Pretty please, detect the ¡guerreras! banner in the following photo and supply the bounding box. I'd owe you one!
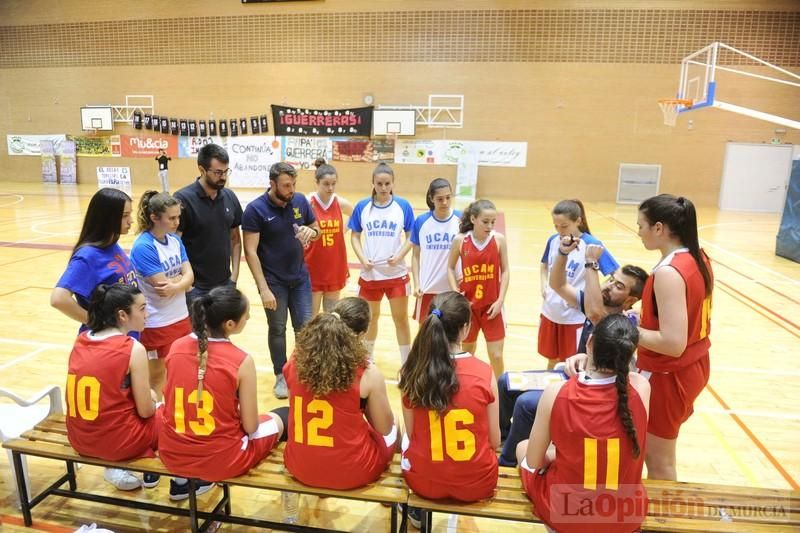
[272,105,373,137]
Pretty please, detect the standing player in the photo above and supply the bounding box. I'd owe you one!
[635,194,713,481]
[349,162,415,362]
[159,286,285,499]
[306,158,353,316]
[539,199,618,369]
[400,178,461,322]
[399,292,499,526]
[51,188,139,333]
[447,199,510,378]
[283,300,397,490]
[65,283,159,491]
[516,314,650,533]
[130,191,193,399]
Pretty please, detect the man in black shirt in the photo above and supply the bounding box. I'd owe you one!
[155,149,172,192]
[174,144,243,304]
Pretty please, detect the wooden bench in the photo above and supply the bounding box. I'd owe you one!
[3,414,408,533]
[407,465,800,532]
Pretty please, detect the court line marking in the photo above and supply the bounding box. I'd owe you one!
[697,407,800,422]
[0,347,49,372]
[0,194,24,207]
[699,412,760,487]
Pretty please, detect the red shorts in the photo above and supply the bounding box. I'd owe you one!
[537,315,583,361]
[358,275,411,301]
[642,353,710,439]
[464,305,506,343]
[413,293,437,322]
[311,281,347,293]
[140,317,192,359]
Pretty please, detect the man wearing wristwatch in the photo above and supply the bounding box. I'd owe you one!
[242,161,320,399]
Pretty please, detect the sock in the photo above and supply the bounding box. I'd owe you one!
[322,296,338,313]
[270,406,290,442]
[399,344,411,364]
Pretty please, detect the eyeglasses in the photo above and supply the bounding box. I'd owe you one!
[206,168,232,178]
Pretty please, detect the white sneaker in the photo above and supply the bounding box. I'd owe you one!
[103,467,142,491]
[273,374,288,399]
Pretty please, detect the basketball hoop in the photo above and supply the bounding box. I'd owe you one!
[658,99,693,126]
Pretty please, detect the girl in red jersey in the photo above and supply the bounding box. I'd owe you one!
[447,199,510,378]
[635,194,714,481]
[306,159,353,316]
[399,291,500,526]
[516,314,651,533]
[159,286,285,499]
[65,283,159,491]
[283,296,397,490]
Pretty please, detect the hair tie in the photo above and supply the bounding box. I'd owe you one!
[331,312,341,319]
[431,308,443,319]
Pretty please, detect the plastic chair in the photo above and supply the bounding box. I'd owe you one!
[0,385,63,507]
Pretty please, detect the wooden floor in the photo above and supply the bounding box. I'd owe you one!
[1,181,798,532]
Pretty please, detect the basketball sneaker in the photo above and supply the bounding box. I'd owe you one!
[169,478,215,501]
[103,468,141,491]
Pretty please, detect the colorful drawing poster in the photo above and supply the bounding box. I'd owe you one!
[74,135,113,157]
[60,141,77,184]
[40,141,57,183]
[394,140,440,164]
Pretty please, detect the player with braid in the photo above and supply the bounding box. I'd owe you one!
[516,314,651,533]
[159,286,285,500]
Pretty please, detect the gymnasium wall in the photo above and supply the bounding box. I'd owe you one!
[1,0,798,204]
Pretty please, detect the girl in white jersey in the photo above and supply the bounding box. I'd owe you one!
[130,191,194,398]
[348,162,415,363]
[538,199,619,369]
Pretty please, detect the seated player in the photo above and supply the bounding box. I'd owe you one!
[516,314,651,533]
[159,286,285,500]
[283,296,397,490]
[65,283,159,491]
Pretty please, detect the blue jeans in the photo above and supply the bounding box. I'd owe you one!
[185,278,236,308]
[264,275,312,376]
[498,372,543,466]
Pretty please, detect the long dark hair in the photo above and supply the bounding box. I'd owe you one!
[314,158,337,182]
[136,190,180,233]
[639,194,712,297]
[459,199,495,233]
[371,162,394,204]
[425,178,452,211]
[331,297,370,335]
[590,313,642,458]
[87,283,141,332]
[190,286,249,397]
[399,291,471,413]
[73,188,131,253]
[552,199,591,234]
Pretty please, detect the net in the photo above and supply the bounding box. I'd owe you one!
[658,99,693,126]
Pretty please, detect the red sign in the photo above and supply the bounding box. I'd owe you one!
[120,134,178,158]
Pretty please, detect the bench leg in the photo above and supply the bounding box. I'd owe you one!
[188,478,199,533]
[11,451,32,526]
[66,460,77,491]
[390,503,397,533]
[398,503,408,533]
[425,509,433,532]
[223,483,231,515]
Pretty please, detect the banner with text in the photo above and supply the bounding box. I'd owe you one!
[227,136,281,188]
[120,134,178,158]
[73,135,120,158]
[96,166,132,192]
[40,141,58,183]
[60,141,77,184]
[178,136,225,159]
[331,138,395,163]
[272,105,372,137]
[394,140,527,167]
[7,134,68,156]
[282,137,333,170]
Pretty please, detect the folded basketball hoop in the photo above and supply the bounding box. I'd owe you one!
[658,99,693,126]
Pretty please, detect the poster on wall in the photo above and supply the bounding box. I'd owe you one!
[282,137,332,170]
[120,134,177,158]
[393,139,527,167]
[227,136,281,188]
[471,141,527,168]
[178,136,225,158]
[40,141,58,183]
[60,141,77,184]
[394,139,440,165]
[455,145,478,202]
[7,134,67,156]
[96,166,132,192]
[272,105,373,137]
[74,135,114,157]
[330,138,395,163]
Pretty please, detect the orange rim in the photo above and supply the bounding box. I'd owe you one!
[658,98,693,108]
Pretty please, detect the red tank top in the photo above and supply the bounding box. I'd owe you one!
[528,375,648,533]
[66,332,156,461]
[638,250,713,372]
[459,232,501,307]
[401,354,498,501]
[305,194,349,288]
[283,358,392,489]
[159,335,250,480]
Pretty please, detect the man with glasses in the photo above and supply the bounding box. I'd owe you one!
[174,143,243,304]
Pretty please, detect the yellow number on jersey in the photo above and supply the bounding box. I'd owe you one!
[428,409,476,462]
[173,387,216,436]
[475,284,484,300]
[292,396,334,447]
[322,233,334,247]
[699,295,712,339]
[583,437,620,490]
[66,374,101,421]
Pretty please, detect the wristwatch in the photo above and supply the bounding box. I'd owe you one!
[584,261,600,271]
